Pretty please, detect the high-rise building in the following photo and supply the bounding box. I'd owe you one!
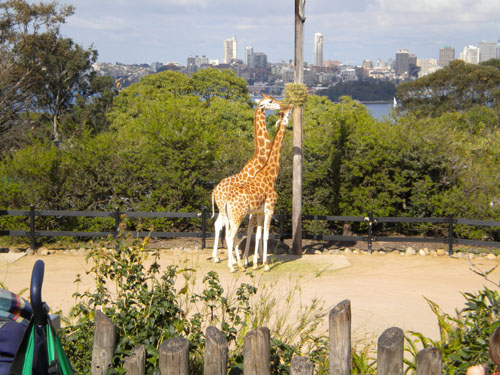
[461,45,479,64]
[245,46,255,68]
[254,52,268,69]
[439,46,455,67]
[478,41,499,63]
[314,33,324,67]
[417,58,439,77]
[395,49,410,77]
[224,36,237,64]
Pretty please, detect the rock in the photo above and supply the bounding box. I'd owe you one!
[38,247,50,256]
[344,248,352,254]
[486,253,496,260]
[8,248,22,253]
[26,248,35,256]
[405,247,416,256]
[436,249,446,256]
[314,250,322,255]
[418,249,428,256]
[391,250,400,255]
[429,250,437,256]
[329,249,341,254]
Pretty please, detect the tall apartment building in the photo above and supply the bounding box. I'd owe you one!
[461,45,479,64]
[314,33,324,67]
[395,49,410,77]
[417,58,439,77]
[245,46,254,67]
[439,46,455,67]
[254,52,268,69]
[224,36,237,64]
[478,41,500,63]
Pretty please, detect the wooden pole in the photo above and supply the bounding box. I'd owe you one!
[244,327,271,375]
[377,327,404,375]
[329,300,351,375]
[416,348,442,375]
[159,337,190,375]
[290,355,314,375]
[204,326,228,375]
[91,310,116,375]
[292,0,306,255]
[124,345,146,375]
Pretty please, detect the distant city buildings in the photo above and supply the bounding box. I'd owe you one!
[224,36,237,64]
[439,46,455,67]
[478,41,500,62]
[314,33,324,67]
[91,36,500,95]
[461,45,479,64]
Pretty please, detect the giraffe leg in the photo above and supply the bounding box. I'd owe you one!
[243,215,256,268]
[253,215,264,269]
[212,214,224,263]
[263,213,272,272]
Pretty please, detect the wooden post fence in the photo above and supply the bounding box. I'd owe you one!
[90,301,448,374]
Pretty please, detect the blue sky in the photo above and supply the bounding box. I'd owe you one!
[59,0,500,66]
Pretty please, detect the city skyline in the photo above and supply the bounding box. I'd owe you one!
[60,0,500,66]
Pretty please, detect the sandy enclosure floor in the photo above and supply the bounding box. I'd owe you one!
[1,246,500,346]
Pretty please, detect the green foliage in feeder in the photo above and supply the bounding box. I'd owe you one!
[284,83,308,107]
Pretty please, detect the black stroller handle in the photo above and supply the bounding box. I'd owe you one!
[30,259,47,326]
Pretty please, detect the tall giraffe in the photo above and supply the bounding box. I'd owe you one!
[211,94,282,265]
[224,104,294,272]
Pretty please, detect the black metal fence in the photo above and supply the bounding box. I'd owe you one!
[1,205,500,254]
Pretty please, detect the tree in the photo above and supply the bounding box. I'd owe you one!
[396,59,500,117]
[317,79,396,102]
[0,0,102,150]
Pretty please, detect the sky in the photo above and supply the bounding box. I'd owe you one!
[58,0,500,66]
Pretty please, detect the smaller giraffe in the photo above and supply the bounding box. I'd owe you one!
[224,104,294,272]
[211,94,282,266]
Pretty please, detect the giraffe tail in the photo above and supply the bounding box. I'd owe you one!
[211,191,215,219]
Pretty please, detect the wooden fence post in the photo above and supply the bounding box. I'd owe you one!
[91,310,116,375]
[377,327,404,375]
[290,355,313,375]
[244,327,271,375]
[124,345,146,375]
[159,337,189,375]
[204,326,228,375]
[416,347,442,375]
[329,299,351,375]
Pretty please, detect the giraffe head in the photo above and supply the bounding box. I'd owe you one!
[275,104,294,127]
[257,93,282,112]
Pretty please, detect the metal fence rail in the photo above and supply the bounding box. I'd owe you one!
[1,205,499,254]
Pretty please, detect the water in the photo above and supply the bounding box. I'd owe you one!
[364,102,393,120]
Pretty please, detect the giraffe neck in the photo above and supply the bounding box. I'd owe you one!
[257,118,286,186]
[251,107,271,163]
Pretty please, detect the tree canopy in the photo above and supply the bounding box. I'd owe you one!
[396,59,500,117]
[316,79,396,102]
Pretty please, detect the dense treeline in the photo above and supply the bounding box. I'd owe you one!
[316,78,396,102]
[0,1,499,241]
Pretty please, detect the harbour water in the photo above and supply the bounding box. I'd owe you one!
[364,102,393,120]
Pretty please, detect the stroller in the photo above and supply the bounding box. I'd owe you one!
[0,260,73,375]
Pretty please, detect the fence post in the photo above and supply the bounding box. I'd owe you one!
[447,214,455,255]
[123,345,146,375]
[159,337,189,375]
[416,347,442,375]
[201,206,207,250]
[244,327,271,375]
[91,310,116,375]
[113,207,121,237]
[204,326,228,375]
[365,212,374,253]
[28,204,37,251]
[290,355,314,375]
[280,209,285,242]
[377,327,404,375]
[329,299,351,375]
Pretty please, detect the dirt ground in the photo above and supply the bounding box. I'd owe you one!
[1,238,500,347]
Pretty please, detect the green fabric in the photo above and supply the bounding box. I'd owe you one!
[20,325,35,375]
[46,321,73,375]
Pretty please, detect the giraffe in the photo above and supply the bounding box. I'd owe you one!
[211,94,282,265]
[224,104,294,272]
